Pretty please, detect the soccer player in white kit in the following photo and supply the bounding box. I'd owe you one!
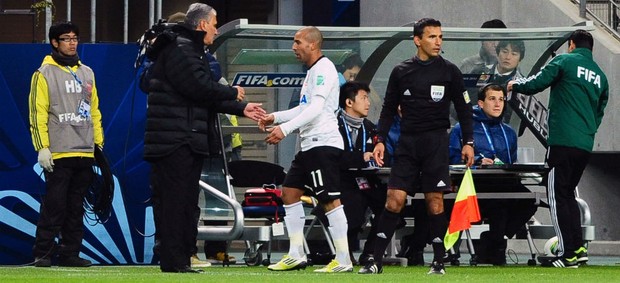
[259,26,352,273]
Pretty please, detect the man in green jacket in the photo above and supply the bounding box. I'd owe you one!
[508,29,608,268]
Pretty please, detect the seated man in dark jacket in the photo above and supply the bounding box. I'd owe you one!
[337,81,385,265]
[449,83,537,265]
[143,3,265,273]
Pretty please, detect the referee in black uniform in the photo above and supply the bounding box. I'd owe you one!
[358,18,474,275]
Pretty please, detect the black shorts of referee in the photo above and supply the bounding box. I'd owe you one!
[388,129,451,195]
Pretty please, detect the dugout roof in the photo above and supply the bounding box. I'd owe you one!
[212,19,594,150]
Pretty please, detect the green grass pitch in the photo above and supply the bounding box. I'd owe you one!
[2,264,620,283]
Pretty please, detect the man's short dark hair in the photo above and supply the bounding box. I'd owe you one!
[480,19,507,39]
[337,53,364,73]
[478,83,506,101]
[480,19,507,29]
[48,21,79,43]
[569,29,594,50]
[496,40,526,61]
[413,18,441,38]
[339,81,370,109]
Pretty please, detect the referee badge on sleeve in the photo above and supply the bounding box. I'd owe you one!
[463,90,471,104]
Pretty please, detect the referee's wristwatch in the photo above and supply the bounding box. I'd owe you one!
[464,140,474,148]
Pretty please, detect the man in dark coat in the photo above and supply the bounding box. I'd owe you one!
[143,3,264,273]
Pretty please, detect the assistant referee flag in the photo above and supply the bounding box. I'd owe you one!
[444,167,481,250]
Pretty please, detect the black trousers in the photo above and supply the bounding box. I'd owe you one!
[151,146,203,271]
[33,157,93,258]
[340,182,386,254]
[546,145,590,258]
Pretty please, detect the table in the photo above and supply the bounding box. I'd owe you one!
[371,164,548,202]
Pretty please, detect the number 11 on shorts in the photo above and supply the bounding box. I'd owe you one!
[310,169,324,187]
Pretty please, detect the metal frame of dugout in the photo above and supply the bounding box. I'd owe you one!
[194,19,596,266]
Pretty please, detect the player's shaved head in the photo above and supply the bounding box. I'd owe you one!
[299,26,323,49]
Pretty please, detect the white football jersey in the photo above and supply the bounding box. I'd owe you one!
[276,56,343,151]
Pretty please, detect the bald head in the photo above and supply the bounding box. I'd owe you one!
[298,26,323,49]
[292,26,324,67]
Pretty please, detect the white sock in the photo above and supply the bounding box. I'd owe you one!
[283,201,305,259]
[326,205,351,265]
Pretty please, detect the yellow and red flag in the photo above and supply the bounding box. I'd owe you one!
[444,167,481,250]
